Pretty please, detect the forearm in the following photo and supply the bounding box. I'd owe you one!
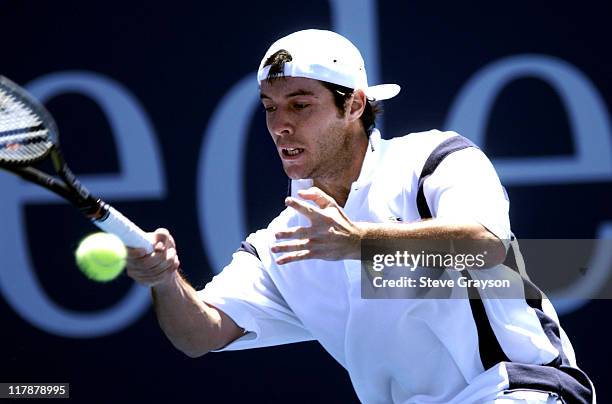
[151,272,224,357]
[357,218,506,266]
[359,218,492,239]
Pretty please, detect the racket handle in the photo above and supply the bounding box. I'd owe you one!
[93,205,154,253]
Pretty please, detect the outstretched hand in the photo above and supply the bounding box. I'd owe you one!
[126,228,180,287]
[271,187,363,265]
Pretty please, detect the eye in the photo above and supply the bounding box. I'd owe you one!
[263,105,276,113]
[294,103,309,110]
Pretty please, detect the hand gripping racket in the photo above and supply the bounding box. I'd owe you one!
[0,75,153,253]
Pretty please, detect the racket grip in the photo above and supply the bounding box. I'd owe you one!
[93,205,154,253]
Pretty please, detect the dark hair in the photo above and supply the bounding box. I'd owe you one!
[264,49,293,82]
[263,49,382,136]
[319,81,381,136]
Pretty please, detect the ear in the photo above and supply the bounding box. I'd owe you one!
[347,89,367,123]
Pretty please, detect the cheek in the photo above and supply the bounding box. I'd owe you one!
[265,117,281,144]
[265,119,273,137]
[304,109,342,134]
[265,114,274,132]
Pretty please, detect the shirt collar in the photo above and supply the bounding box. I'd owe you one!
[289,128,382,197]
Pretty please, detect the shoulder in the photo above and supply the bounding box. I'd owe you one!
[245,207,298,249]
[386,129,464,152]
[376,129,466,173]
[268,206,299,230]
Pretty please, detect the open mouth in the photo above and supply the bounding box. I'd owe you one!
[281,147,304,157]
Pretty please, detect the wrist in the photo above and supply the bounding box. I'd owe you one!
[351,222,367,259]
[151,269,180,292]
[355,222,375,239]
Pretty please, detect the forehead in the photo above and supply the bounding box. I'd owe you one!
[259,77,329,100]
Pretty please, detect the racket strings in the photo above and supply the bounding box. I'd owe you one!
[0,131,49,144]
[0,89,53,164]
[0,131,52,163]
[0,92,44,133]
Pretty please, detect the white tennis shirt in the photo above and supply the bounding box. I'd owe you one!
[198,129,582,403]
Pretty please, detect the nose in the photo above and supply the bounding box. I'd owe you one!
[267,110,293,138]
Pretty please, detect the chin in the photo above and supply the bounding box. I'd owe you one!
[285,171,305,180]
[283,165,310,180]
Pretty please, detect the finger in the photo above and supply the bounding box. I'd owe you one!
[154,248,178,273]
[160,228,176,248]
[275,226,310,240]
[126,246,179,286]
[127,247,148,259]
[127,247,176,271]
[128,248,178,278]
[153,228,174,248]
[271,239,310,253]
[144,235,165,253]
[297,187,336,208]
[276,250,312,265]
[131,261,175,283]
[285,197,320,219]
[126,251,159,270]
[135,249,176,273]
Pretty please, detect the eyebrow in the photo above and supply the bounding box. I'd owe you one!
[260,89,316,100]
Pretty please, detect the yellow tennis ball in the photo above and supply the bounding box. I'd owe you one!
[75,232,127,282]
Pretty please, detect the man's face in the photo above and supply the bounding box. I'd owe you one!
[260,77,353,181]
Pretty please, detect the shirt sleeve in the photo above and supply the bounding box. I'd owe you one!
[197,235,313,352]
[423,147,512,249]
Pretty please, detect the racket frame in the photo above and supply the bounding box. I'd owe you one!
[0,75,151,251]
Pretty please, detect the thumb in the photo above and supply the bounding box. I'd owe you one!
[298,187,337,208]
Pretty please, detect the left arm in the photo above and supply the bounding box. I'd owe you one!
[271,188,506,266]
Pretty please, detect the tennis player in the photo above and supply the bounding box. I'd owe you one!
[126,29,595,403]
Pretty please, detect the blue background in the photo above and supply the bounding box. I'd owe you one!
[1,1,610,402]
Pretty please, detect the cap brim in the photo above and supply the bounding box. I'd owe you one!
[364,84,401,101]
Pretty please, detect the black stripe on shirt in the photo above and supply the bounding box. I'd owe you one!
[416,135,478,219]
[236,241,260,260]
[505,362,593,403]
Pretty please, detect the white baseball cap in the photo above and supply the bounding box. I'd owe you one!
[257,29,400,101]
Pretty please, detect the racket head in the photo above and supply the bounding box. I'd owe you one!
[0,75,59,167]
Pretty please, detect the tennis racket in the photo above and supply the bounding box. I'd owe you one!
[0,75,153,253]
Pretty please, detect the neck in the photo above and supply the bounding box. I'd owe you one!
[313,129,369,207]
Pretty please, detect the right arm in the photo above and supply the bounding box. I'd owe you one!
[126,228,244,357]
